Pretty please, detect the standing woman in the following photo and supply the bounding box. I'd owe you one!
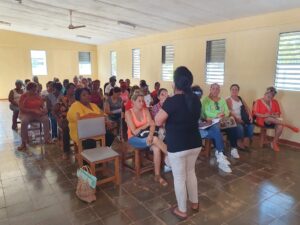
[9,80,24,130]
[155,66,202,220]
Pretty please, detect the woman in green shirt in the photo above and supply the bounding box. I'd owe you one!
[202,83,241,159]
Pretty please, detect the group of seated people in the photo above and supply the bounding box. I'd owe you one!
[8,74,299,178]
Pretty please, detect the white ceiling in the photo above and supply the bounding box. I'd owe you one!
[0,0,300,45]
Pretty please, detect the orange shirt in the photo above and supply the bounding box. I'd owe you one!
[253,98,281,126]
[19,93,44,110]
[127,109,147,139]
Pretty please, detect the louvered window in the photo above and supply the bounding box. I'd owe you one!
[275,31,300,91]
[31,50,47,76]
[111,51,117,76]
[205,39,225,85]
[161,45,174,81]
[132,49,140,79]
[79,52,91,75]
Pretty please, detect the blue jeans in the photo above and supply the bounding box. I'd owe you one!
[49,113,57,138]
[223,127,239,148]
[199,123,225,153]
[236,123,254,139]
[128,136,149,149]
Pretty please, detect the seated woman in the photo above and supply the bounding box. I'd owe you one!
[120,81,129,106]
[8,80,24,130]
[90,80,104,109]
[67,88,106,147]
[46,82,63,140]
[18,82,51,150]
[125,90,168,186]
[151,88,168,119]
[227,84,254,149]
[53,83,76,159]
[104,87,123,136]
[202,83,241,159]
[192,85,231,173]
[253,87,299,151]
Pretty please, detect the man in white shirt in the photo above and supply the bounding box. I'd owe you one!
[104,76,117,95]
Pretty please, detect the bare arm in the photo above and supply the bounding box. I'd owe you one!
[155,109,168,127]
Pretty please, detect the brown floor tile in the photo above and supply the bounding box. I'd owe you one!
[145,197,170,214]
[133,216,165,225]
[101,212,131,225]
[123,204,152,222]
[70,207,99,225]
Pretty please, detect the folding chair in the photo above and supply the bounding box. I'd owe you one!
[76,114,120,186]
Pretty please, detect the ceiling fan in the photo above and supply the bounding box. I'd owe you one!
[68,10,86,29]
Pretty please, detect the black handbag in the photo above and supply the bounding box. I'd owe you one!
[136,126,159,138]
[238,96,251,124]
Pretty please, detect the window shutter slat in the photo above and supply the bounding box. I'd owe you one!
[206,39,225,85]
[275,31,300,91]
[111,51,117,77]
[161,45,174,81]
[132,48,140,79]
[79,52,91,75]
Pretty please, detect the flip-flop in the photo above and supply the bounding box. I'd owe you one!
[170,207,188,221]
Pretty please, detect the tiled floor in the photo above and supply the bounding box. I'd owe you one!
[0,100,300,225]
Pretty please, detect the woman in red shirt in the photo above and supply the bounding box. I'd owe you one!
[253,87,299,151]
[18,82,51,150]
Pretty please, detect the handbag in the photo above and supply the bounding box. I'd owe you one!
[136,126,159,138]
[220,116,237,129]
[76,166,96,203]
[238,97,251,124]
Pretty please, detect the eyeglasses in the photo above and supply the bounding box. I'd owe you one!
[214,102,220,111]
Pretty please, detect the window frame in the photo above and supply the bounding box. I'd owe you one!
[78,51,92,75]
[110,51,117,77]
[132,48,141,79]
[205,39,226,85]
[30,50,48,76]
[161,45,174,82]
[274,31,300,92]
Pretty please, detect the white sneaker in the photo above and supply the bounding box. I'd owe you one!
[215,152,231,165]
[218,161,232,173]
[231,148,240,159]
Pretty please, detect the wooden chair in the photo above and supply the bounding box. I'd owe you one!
[121,146,154,177]
[200,139,212,158]
[76,114,120,186]
[119,120,154,177]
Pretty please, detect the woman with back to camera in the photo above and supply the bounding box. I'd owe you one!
[155,66,202,220]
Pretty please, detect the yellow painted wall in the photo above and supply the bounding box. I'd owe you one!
[97,8,300,143]
[0,30,98,99]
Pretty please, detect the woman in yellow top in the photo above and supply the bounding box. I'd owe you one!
[67,88,105,145]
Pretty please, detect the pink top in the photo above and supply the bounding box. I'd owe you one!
[127,108,147,138]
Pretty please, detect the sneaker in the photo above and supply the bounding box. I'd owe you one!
[215,152,230,165]
[231,148,240,159]
[218,161,232,173]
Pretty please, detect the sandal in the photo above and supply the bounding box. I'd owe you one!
[191,203,199,212]
[154,175,168,187]
[170,206,188,221]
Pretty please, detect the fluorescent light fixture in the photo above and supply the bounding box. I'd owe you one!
[117,20,136,29]
[76,35,91,39]
[0,21,11,26]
